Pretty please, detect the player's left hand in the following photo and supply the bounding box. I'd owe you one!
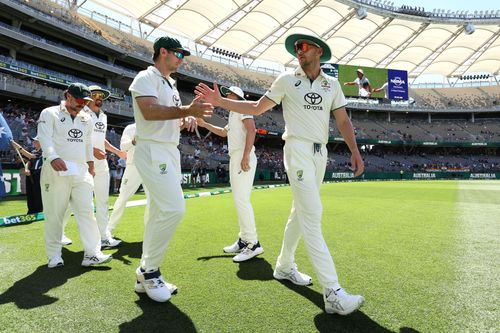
[350,151,364,177]
[240,154,251,172]
[180,116,197,132]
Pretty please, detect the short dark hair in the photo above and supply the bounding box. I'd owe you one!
[153,48,161,61]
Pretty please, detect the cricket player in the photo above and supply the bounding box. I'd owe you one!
[197,86,262,262]
[37,83,112,268]
[61,85,125,248]
[344,68,372,96]
[195,33,365,315]
[129,36,213,302]
[108,123,142,235]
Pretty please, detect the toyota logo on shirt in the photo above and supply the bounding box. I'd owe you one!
[94,121,106,133]
[67,128,84,142]
[304,93,322,105]
[303,93,323,110]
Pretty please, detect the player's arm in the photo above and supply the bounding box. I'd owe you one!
[135,96,213,120]
[10,140,36,159]
[120,126,135,151]
[343,81,356,86]
[85,120,95,176]
[37,109,67,171]
[332,107,364,176]
[196,117,227,137]
[105,139,126,160]
[195,82,276,116]
[241,118,256,172]
[37,109,58,163]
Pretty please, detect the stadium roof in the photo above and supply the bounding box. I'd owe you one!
[89,0,500,78]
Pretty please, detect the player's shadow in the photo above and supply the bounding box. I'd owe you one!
[0,248,110,309]
[236,257,274,281]
[119,296,196,333]
[106,241,143,265]
[278,281,419,333]
[196,254,234,261]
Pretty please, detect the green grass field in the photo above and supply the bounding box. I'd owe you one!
[0,180,498,333]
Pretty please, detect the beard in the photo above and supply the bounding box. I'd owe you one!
[94,100,103,108]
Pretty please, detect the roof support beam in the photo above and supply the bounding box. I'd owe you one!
[338,17,393,64]
[376,22,429,68]
[451,27,500,77]
[410,26,464,78]
[196,0,259,45]
[245,0,322,66]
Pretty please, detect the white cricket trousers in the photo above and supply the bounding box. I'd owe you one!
[134,141,185,271]
[94,159,111,239]
[108,164,142,232]
[41,162,101,258]
[276,139,340,290]
[229,149,258,243]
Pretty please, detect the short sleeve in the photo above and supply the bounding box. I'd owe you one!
[265,73,288,105]
[129,70,158,98]
[241,113,253,121]
[330,79,347,111]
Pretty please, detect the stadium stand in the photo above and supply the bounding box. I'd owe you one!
[0,0,499,186]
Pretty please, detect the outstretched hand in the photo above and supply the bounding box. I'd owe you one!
[195,82,222,106]
[180,116,198,132]
[187,95,213,118]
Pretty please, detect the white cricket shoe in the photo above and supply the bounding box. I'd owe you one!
[135,267,172,302]
[81,252,112,267]
[273,265,313,286]
[101,237,122,249]
[223,238,248,253]
[135,279,177,295]
[61,235,72,246]
[48,256,64,268]
[232,242,264,262]
[324,288,364,315]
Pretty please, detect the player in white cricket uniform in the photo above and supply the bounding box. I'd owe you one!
[129,36,213,302]
[37,83,112,268]
[108,123,143,234]
[196,33,365,315]
[344,68,371,97]
[61,86,125,248]
[197,86,262,262]
[373,82,388,99]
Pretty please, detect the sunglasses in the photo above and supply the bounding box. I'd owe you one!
[294,42,320,53]
[170,50,185,59]
[91,92,106,99]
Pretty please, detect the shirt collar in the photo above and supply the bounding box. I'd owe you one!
[149,66,176,86]
[294,66,328,81]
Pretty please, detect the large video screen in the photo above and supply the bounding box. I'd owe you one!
[321,63,408,101]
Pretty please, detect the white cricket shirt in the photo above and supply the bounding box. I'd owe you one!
[120,123,136,165]
[86,107,107,151]
[265,67,347,144]
[224,111,253,155]
[129,66,182,144]
[354,76,370,96]
[37,102,93,164]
